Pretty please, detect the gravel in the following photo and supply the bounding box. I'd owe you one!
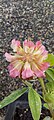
[0,117,4,120]
[0,0,54,119]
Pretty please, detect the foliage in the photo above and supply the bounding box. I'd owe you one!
[0,87,28,109]
[46,68,54,82]
[28,87,41,120]
[45,54,54,66]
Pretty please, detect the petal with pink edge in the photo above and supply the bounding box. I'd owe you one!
[34,69,45,77]
[31,62,45,77]
[7,64,20,78]
[23,40,35,53]
[23,40,34,47]
[4,52,15,62]
[35,41,42,49]
[41,62,50,71]
[7,60,23,78]
[22,68,34,79]
[11,39,21,52]
[42,50,48,59]
[7,64,14,71]
[9,69,20,78]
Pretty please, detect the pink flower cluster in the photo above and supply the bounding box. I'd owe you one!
[5,39,49,79]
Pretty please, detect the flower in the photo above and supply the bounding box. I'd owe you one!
[5,39,50,79]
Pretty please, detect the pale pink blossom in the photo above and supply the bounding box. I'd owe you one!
[11,39,21,52]
[22,62,34,79]
[5,39,50,79]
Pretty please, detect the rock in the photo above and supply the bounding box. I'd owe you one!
[0,0,54,119]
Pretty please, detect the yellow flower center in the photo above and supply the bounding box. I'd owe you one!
[23,52,33,62]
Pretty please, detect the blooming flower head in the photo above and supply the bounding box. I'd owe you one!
[5,39,49,79]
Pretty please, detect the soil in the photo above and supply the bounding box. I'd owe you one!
[0,0,54,120]
[13,107,50,120]
[3,91,51,120]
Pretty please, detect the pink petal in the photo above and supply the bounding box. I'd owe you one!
[22,68,34,79]
[34,69,45,77]
[11,39,20,46]
[23,40,34,47]
[11,39,21,52]
[7,64,13,71]
[7,64,20,78]
[34,41,48,62]
[42,50,48,59]
[7,60,23,78]
[35,41,48,56]
[35,41,41,49]
[23,40,35,53]
[9,69,20,78]
[4,52,14,62]
[39,46,48,59]
[34,45,45,55]
[38,50,48,63]
[31,62,45,77]
[39,45,45,53]
[41,62,50,71]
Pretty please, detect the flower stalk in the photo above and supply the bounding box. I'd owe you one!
[39,77,54,120]
[4,38,53,120]
[22,80,32,87]
[38,78,46,95]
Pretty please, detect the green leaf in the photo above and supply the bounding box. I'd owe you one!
[49,68,54,72]
[43,116,53,120]
[43,103,49,109]
[28,87,41,120]
[45,91,54,104]
[46,54,54,66]
[46,69,54,82]
[45,91,54,111]
[46,81,54,92]
[0,87,28,109]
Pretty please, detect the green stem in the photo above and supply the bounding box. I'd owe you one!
[47,104,54,119]
[22,80,32,87]
[39,78,54,119]
[38,78,46,94]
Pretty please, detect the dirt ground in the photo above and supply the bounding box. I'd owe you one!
[0,0,54,119]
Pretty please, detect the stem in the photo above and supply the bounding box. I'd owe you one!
[47,104,54,119]
[39,78,54,119]
[22,80,32,87]
[38,78,46,95]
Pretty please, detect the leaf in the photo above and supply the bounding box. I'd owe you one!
[46,69,54,82]
[49,68,54,72]
[28,87,41,120]
[46,54,54,66]
[44,91,54,113]
[45,91,54,104]
[43,103,49,109]
[43,116,53,120]
[46,81,54,92]
[0,87,28,109]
